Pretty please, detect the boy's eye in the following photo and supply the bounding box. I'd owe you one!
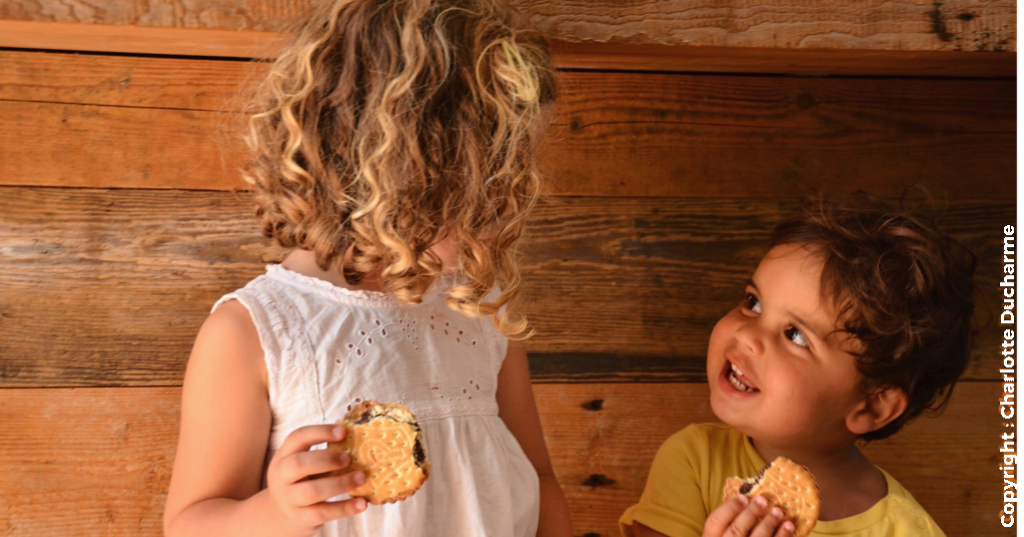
[742,294,762,314]
[785,326,809,348]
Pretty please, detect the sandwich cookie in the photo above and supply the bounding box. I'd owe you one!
[328,401,431,505]
[723,457,820,537]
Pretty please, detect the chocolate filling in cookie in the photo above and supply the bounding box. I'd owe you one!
[738,465,769,494]
[354,404,428,468]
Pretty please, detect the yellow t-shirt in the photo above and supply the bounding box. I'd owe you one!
[619,423,945,537]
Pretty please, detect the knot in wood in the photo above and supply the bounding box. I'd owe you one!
[582,474,616,488]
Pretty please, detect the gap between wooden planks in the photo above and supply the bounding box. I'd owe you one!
[0,382,1006,537]
[0,20,1015,77]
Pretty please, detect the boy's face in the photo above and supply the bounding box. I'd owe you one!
[707,243,867,450]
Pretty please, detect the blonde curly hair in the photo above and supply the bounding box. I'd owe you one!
[242,0,557,339]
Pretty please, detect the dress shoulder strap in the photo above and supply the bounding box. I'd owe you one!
[211,274,326,424]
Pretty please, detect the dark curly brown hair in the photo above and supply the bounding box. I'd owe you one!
[771,192,977,441]
[242,0,557,339]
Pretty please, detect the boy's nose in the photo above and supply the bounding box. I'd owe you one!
[733,320,765,357]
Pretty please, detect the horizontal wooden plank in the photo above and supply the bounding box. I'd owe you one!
[5,48,1013,116]
[0,0,1016,52]
[0,52,1015,198]
[4,48,1014,130]
[0,188,1011,386]
[549,41,1017,78]
[0,49,259,111]
[528,0,1017,52]
[0,387,179,537]
[0,21,1017,77]
[0,101,243,191]
[0,382,1007,536]
[540,72,1014,199]
[0,20,289,58]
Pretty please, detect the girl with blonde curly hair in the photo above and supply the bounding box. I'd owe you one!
[163,0,571,535]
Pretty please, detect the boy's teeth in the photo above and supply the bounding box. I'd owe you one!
[727,363,757,392]
[727,370,754,392]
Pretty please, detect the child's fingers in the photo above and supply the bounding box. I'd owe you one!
[748,506,786,537]
[716,495,769,537]
[297,497,369,526]
[279,449,352,484]
[772,520,796,537]
[277,425,345,458]
[703,495,749,536]
[287,470,367,507]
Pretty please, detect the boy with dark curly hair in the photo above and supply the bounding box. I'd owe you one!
[620,194,976,537]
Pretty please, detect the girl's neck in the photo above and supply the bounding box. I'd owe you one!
[280,249,386,293]
[750,438,889,521]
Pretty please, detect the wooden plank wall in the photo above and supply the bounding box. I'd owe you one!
[0,2,1016,536]
[0,0,1016,51]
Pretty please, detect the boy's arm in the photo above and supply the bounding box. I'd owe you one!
[496,340,574,537]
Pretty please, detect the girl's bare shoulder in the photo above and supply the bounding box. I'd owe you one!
[188,298,268,390]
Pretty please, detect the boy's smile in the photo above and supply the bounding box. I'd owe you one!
[707,243,867,451]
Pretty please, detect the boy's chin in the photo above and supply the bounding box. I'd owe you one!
[709,394,744,428]
[709,395,767,438]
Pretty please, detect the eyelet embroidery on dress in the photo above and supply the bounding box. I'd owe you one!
[343,315,426,363]
[426,309,478,348]
[333,305,493,414]
[428,378,484,403]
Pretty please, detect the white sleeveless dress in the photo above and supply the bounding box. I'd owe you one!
[212,264,540,537]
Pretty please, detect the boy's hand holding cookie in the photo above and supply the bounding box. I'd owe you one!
[721,457,819,537]
[702,494,795,537]
[703,457,818,537]
[264,424,369,537]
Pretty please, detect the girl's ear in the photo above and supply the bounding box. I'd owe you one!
[845,386,909,435]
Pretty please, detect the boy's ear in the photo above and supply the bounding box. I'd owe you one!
[846,386,909,435]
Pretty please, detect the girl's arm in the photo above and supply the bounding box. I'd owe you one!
[163,299,365,537]
[164,299,280,536]
[496,340,574,537]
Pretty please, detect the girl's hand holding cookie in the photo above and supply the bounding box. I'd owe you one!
[265,424,369,537]
[702,495,795,537]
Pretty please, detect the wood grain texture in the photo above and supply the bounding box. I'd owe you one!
[0,51,1015,197]
[0,187,1011,386]
[0,387,179,536]
[0,21,1016,76]
[0,49,258,111]
[541,70,1015,199]
[0,383,1008,536]
[548,40,1017,78]
[0,100,245,190]
[520,0,1017,51]
[0,0,1015,51]
[0,19,289,58]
